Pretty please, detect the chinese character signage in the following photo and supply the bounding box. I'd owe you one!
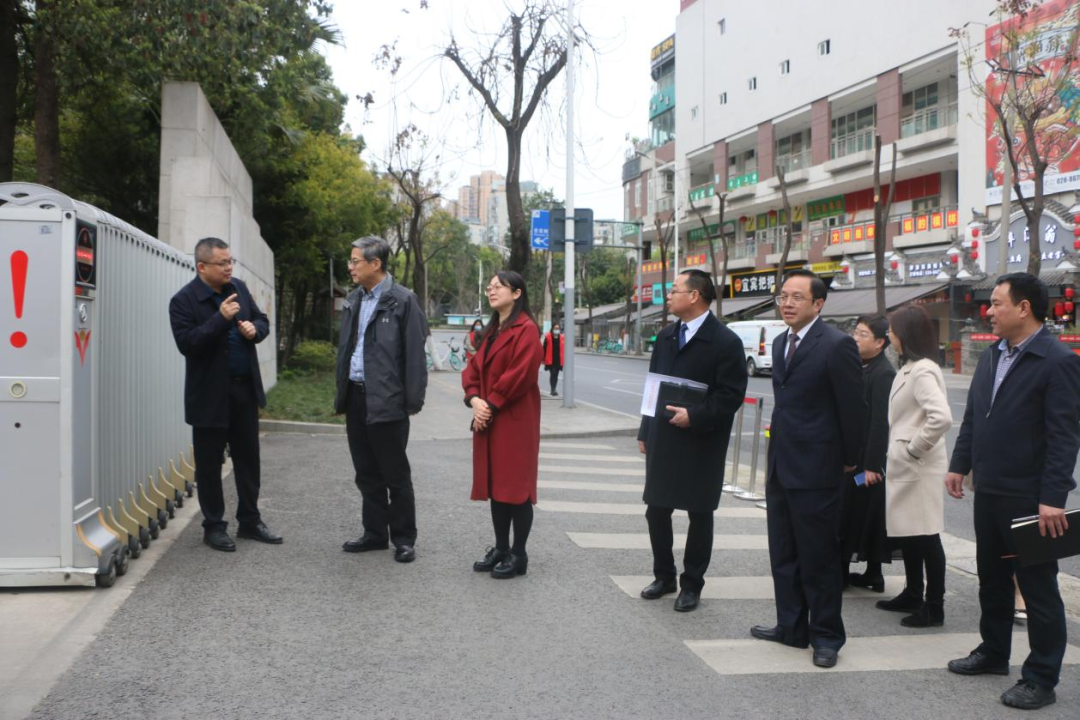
[986,214,1069,274]
[729,270,778,298]
[807,195,846,221]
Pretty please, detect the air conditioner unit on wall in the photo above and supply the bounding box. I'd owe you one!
[664,171,674,193]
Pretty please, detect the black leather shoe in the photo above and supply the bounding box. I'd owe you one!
[901,603,944,628]
[947,651,1010,676]
[1001,680,1056,710]
[674,589,700,612]
[876,589,923,613]
[473,547,509,572]
[491,552,527,578]
[813,647,838,668]
[237,522,283,544]
[394,545,416,563]
[750,625,784,643]
[640,578,678,599]
[204,530,236,552]
[342,535,389,553]
[848,573,885,593]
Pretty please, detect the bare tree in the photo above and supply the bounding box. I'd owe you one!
[953,1,1080,275]
[689,193,730,317]
[444,1,586,273]
[774,165,797,318]
[653,210,675,329]
[872,135,898,315]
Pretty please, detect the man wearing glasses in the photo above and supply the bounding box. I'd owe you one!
[750,269,864,668]
[169,236,281,552]
[335,236,428,563]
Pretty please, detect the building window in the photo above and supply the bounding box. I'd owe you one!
[830,106,876,159]
[779,60,790,75]
[719,92,727,105]
[776,129,810,172]
[718,18,726,35]
[818,39,831,56]
[912,196,941,213]
[650,108,675,147]
[748,77,757,91]
[901,82,955,138]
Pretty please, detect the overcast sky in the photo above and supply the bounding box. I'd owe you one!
[323,0,675,221]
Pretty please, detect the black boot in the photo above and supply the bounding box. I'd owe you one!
[901,602,944,628]
[876,588,923,613]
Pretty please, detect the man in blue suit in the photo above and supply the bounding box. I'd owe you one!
[751,269,865,668]
[946,272,1080,711]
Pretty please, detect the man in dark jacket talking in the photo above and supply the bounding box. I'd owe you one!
[336,236,428,563]
[169,236,281,552]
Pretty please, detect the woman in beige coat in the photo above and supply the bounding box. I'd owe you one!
[880,305,952,628]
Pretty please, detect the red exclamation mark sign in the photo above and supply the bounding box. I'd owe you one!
[10,251,27,348]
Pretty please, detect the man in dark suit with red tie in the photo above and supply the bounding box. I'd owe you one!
[751,269,865,668]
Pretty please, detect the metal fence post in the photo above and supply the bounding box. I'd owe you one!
[722,402,745,493]
[735,397,766,501]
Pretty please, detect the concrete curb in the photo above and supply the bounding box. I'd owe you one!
[573,348,652,362]
[260,419,345,435]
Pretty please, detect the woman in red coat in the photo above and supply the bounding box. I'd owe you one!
[462,270,542,579]
[542,322,565,396]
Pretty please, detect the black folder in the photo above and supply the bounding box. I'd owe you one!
[1010,509,1080,567]
[657,381,707,421]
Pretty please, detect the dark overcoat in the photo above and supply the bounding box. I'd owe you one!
[169,276,269,428]
[859,351,896,475]
[637,313,748,511]
[462,315,543,504]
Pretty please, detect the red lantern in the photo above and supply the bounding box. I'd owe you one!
[1074,226,1080,236]
[971,227,980,238]
[1075,239,1080,250]
[964,292,973,303]
[891,260,899,270]
[971,240,979,249]
[1055,302,1065,317]
[1067,301,1075,313]
[952,255,959,264]
[971,250,979,260]
[1066,287,1075,299]
[980,304,989,318]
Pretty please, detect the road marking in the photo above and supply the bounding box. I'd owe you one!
[603,387,644,397]
[539,452,643,463]
[540,465,645,477]
[539,480,643,493]
[685,633,1080,676]
[539,500,762,518]
[540,442,616,450]
[574,398,642,420]
[610,575,909,600]
[568,532,769,550]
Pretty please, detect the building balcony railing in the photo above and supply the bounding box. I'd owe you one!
[775,151,812,174]
[830,128,876,159]
[897,206,959,235]
[655,195,674,213]
[900,102,958,139]
[726,170,759,192]
[688,182,715,203]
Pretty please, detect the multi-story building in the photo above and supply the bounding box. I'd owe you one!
[624,0,1080,348]
[453,173,540,251]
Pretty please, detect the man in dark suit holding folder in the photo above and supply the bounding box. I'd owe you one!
[946,273,1080,711]
[751,269,864,668]
[637,270,747,612]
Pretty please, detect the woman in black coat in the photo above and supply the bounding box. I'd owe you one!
[839,315,895,591]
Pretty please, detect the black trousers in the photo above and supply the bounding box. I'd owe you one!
[192,377,262,531]
[646,505,713,593]
[765,475,846,651]
[974,492,1066,689]
[548,366,561,394]
[897,534,946,604]
[345,383,416,547]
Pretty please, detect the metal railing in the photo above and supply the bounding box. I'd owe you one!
[900,102,958,139]
[722,396,767,502]
[830,128,876,159]
[776,150,812,174]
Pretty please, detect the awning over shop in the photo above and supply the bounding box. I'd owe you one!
[715,295,774,318]
[819,283,948,318]
[573,301,627,323]
[969,271,1074,290]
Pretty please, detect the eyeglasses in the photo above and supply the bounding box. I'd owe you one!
[852,329,874,339]
[667,289,695,296]
[774,293,812,306]
[347,258,365,267]
[203,258,237,268]
[486,284,507,293]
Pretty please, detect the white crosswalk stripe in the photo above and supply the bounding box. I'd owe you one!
[535,439,1080,681]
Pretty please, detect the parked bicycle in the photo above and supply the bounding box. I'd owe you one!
[597,337,623,354]
[427,336,465,371]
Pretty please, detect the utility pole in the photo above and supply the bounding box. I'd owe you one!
[636,223,643,354]
[999,114,1012,274]
[562,0,576,408]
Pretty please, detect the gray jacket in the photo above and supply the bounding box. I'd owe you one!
[334,278,428,422]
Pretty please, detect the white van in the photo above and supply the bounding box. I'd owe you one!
[727,320,789,377]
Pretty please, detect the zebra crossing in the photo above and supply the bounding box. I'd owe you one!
[536,438,1080,679]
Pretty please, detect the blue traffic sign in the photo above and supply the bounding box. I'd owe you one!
[530,210,550,249]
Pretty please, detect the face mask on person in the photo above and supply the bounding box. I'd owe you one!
[553,330,560,337]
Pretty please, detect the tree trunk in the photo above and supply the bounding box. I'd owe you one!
[1021,113,1046,276]
[0,0,18,182]
[409,207,426,314]
[774,165,795,319]
[282,281,309,368]
[33,1,61,188]
[505,127,529,273]
[872,136,886,316]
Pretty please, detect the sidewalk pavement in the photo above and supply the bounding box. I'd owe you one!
[260,369,642,441]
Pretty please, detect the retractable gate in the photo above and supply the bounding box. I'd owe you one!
[0,183,196,587]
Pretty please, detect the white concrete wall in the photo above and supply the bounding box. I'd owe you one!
[157,82,277,388]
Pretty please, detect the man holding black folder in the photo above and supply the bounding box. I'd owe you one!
[637,270,747,612]
[946,272,1080,710]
